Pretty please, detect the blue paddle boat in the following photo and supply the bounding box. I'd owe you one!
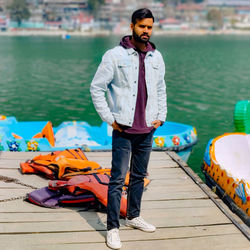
[0,116,197,162]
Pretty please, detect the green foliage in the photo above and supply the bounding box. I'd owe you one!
[8,0,30,26]
[207,9,223,30]
[88,0,105,15]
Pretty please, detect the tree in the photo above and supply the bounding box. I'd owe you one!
[88,0,105,16]
[8,0,30,27]
[207,9,223,30]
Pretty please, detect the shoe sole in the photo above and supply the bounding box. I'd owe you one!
[106,241,122,249]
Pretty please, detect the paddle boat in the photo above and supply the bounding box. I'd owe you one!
[202,100,250,225]
[0,115,197,162]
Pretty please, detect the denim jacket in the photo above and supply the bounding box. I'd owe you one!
[90,45,167,126]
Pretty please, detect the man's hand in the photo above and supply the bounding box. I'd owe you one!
[151,120,162,129]
[112,121,123,132]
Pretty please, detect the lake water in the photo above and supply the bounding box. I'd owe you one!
[0,35,250,178]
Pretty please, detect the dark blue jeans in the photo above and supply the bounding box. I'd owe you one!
[107,129,155,230]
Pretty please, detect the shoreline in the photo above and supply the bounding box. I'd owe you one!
[1,29,250,37]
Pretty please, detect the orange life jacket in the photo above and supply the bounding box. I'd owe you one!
[20,148,151,187]
[49,174,127,217]
[20,148,109,179]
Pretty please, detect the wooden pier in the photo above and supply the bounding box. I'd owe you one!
[0,151,249,250]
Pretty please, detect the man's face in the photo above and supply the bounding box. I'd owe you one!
[131,18,153,43]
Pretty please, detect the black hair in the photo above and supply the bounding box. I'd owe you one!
[131,8,154,25]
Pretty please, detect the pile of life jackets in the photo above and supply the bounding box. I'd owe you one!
[20,148,150,217]
[20,148,110,180]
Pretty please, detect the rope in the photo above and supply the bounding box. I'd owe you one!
[0,175,37,203]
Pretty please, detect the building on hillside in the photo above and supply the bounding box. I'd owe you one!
[62,12,94,30]
[176,3,206,22]
[0,16,7,31]
[206,0,250,29]
[206,0,250,8]
[159,18,189,30]
[0,0,11,12]
[97,0,166,30]
[42,0,88,21]
[236,6,250,14]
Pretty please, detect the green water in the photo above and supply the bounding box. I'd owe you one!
[0,35,250,178]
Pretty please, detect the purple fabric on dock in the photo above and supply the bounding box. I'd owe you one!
[26,187,95,208]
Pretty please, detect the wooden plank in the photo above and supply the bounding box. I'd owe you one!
[91,159,178,169]
[0,169,49,188]
[0,151,42,160]
[0,211,98,223]
[147,183,204,192]
[149,177,197,186]
[215,199,250,236]
[149,167,188,175]
[138,206,231,227]
[0,161,177,170]
[0,151,171,161]
[0,181,30,189]
[0,155,175,170]
[147,177,213,194]
[0,206,231,234]
[115,235,250,250]
[85,152,112,158]
[0,160,20,169]
[86,151,172,160]
[23,234,250,250]
[0,152,174,168]
[142,192,207,200]
[0,198,215,213]
[148,159,179,168]
[0,199,77,213]
[0,189,34,201]
[0,160,21,169]
[0,220,106,234]
[1,206,224,223]
[141,199,215,210]
[0,225,242,246]
[150,151,173,159]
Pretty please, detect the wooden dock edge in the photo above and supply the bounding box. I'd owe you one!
[166,151,250,241]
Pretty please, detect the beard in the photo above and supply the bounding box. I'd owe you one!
[132,29,150,43]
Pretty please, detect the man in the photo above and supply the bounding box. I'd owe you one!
[90,8,167,249]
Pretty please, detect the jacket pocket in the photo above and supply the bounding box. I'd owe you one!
[118,59,131,68]
[152,62,160,70]
[116,60,132,85]
[150,62,160,86]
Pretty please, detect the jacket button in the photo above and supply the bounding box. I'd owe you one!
[134,81,136,83]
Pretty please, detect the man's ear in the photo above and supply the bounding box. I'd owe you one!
[130,22,134,31]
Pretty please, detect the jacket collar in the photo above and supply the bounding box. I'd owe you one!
[126,48,154,57]
[120,35,155,57]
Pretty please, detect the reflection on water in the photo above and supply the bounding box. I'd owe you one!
[0,35,250,177]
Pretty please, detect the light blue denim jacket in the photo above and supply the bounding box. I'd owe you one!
[90,45,167,126]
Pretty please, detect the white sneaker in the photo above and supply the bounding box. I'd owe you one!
[125,216,156,232]
[106,228,122,249]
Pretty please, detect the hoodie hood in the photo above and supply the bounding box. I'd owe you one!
[120,35,155,52]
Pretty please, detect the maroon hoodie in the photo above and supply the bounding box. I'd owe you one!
[119,35,155,134]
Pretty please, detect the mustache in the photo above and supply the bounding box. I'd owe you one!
[141,33,149,37]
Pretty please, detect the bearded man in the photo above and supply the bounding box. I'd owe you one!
[90,8,167,249]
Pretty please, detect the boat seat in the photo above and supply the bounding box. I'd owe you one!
[214,133,250,182]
